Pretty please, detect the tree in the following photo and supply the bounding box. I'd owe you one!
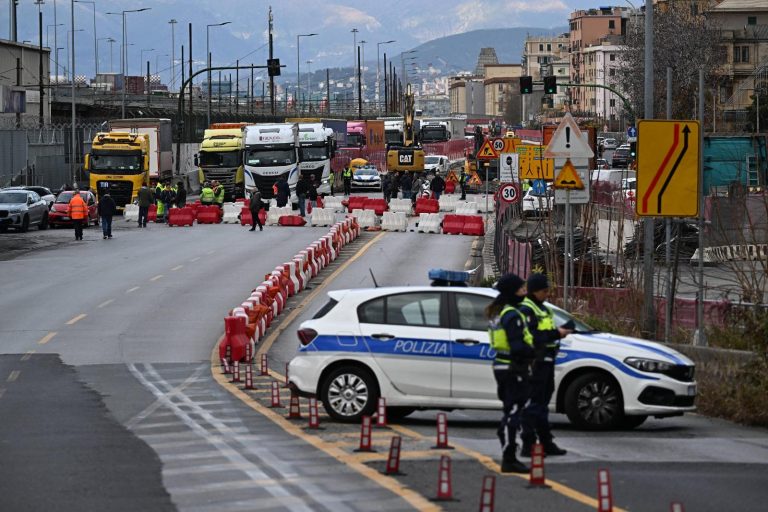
[614,3,723,121]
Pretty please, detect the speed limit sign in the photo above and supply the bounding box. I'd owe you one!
[492,138,505,152]
[497,183,520,204]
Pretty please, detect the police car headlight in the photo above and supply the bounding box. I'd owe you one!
[624,357,674,373]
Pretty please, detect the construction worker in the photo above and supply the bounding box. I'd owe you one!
[328,170,335,196]
[519,273,572,458]
[200,181,215,206]
[486,273,535,474]
[522,179,532,193]
[212,180,225,208]
[342,165,352,196]
[459,169,468,200]
[154,180,165,221]
[68,187,88,241]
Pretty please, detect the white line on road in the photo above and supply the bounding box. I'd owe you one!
[65,314,87,325]
[97,299,115,308]
[150,275,164,282]
[190,257,201,262]
[21,351,35,361]
[7,370,20,382]
[37,332,57,345]
[126,286,140,294]
[171,265,184,271]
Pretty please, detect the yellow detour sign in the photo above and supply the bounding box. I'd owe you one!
[516,145,554,180]
[468,172,482,186]
[502,137,520,153]
[553,159,584,190]
[477,139,499,160]
[637,120,700,217]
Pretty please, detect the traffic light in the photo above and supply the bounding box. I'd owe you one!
[544,76,557,94]
[630,141,637,159]
[519,76,533,94]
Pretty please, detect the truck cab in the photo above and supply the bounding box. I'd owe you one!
[243,123,299,204]
[85,131,150,209]
[297,123,336,196]
[196,123,246,200]
[384,119,404,146]
[420,121,451,143]
[345,121,366,148]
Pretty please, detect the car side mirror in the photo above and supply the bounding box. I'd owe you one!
[27,197,34,205]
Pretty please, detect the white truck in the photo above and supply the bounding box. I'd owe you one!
[383,119,404,146]
[108,118,173,183]
[243,123,299,204]
[297,123,336,196]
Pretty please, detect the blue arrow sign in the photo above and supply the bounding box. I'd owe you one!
[627,126,637,138]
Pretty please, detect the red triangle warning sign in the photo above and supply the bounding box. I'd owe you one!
[553,159,584,190]
[468,172,482,186]
[476,140,499,160]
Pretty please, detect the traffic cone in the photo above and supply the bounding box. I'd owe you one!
[478,476,496,512]
[384,436,403,475]
[308,397,321,429]
[269,380,283,408]
[528,442,549,488]
[670,503,685,512]
[260,353,269,376]
[432,413,454,449]
[231,361,241,383]
[354,415,376,452]
[244,360,255,390]
[597,469,613,512]
[434,455,454,501]
[287,391,302,419]
[375,397,388,427]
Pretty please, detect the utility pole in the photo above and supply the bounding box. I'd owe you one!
[268,6,275,115]
[169,19,177,91]
[236,59,239,115]
[36,1,45,127]
[326,68,330,114]
[351,28,358,106]
[642,0,655,337]
[384,52,388,115]
[70,0,76,184]
[10,0,18,42]
[357,46,362,117]
[188,23,193,130]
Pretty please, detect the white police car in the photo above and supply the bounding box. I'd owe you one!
[288,284,696,430]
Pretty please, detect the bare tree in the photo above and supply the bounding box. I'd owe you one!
[614,2,723,120]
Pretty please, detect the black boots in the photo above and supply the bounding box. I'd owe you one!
[520,439,568,457]
[501,446,529,473]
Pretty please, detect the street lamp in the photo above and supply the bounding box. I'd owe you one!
[306,59,313,109]
[351,28,358,104]
[47,23,64,76]
[140,48,154,77]
[96,36,111,75]
[74,0,97,75]
[155,53,168,80]
[168,19,177,92]
[359,40,367,101]
[66,29,84,81]
[106,7,151,118]
[207,21,231,126]
[297,32,317,110]
[47,23,63,47]
[377,40,395,107]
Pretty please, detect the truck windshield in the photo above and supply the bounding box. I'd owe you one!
[245,149,296,167]
[299,147,328,161]
[385,130,402,145]
[89,154,143,174]
[199,151,241,167]
[346,133,364,147]
[421,127,448,142]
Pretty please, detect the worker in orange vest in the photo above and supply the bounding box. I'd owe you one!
[68,187,88,241]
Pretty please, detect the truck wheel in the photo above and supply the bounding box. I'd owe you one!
[564,372,624,430]
[320,365,379,423]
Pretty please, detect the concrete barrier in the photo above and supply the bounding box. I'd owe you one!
[417,213,441,233]
[389,198,413,216]
[455,201,479,215]
[351,208,379,228]
[123,204,139,222]
[310,207,335,227]
[382,211,408,232]
[222,203,241,224]
[267,206,292,225]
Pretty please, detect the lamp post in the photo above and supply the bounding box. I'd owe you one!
[168,19,177,91]
[47,23,63,46]
[376,40,395,109]
[400,50,417,86]
[351,28,358,105]
[140,48,154,78]
[47,23,64,79]
[155,53,168,80]
[306,59,312,110]
[206,21,231,126]
[96,37,111,76]
[105,37,114,72]
[359,40,367,102]
[106,7,151,119]
[66,29,84,82]
[73,1,97,75]
[296,32,317,112]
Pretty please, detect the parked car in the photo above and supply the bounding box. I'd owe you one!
[48,190,99,227]
[522,187,554,217]
[20,186,56,209]
[0,188,49,232]
[611,148,632,168]
[596,158,610,170]
[288,285,697,429]
[351,166,382,191]
[602,138,618,150]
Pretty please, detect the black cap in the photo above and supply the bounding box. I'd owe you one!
[494,273,525,301]
[527,273,549,293]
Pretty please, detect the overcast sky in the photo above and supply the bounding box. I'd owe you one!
[5,1,607,82]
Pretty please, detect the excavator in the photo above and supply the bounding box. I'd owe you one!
[386,83,425,172]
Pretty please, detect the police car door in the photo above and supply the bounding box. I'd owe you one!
[449,292,498,400]
[357,292,451,397]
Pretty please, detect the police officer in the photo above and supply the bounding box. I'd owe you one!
[459,169,468,200]
[486,273,535,473]
[519,273,572,457]
[342,165,352,196]
[200,181,215,206]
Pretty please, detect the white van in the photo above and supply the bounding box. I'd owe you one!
[591,168,636,186]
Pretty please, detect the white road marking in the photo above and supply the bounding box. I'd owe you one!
[37,332,57,345]
[171,265,183,271]
[150,274,164,282]
[126,286,140,294]
[21,351,35,361]
[65,314,86,325]
[190,257,201,262]
[7,370,20,382]
[97,299,115,308]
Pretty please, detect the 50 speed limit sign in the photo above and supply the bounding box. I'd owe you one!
[497,183,521,204]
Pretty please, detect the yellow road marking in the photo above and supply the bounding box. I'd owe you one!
[171,265,184,271]
[150,274,164,282]
[37,332,57,345]
[97,299,115,308]
[21,351,35,361]
[65,314,86,325]
[126,286,140,294]
[7,370,20,382]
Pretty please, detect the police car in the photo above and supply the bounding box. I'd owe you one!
[288,275,696,430]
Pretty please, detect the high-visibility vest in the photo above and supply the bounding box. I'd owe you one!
[343,168,352,179]
[200,187,215,203]
[213,185,225,203]
[522,297,558,348]
[488,305,533,364]
[68,194,87,220]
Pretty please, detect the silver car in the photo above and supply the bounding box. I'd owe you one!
[0,189,49,232]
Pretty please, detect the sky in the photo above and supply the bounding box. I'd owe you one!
[4,1,603,85]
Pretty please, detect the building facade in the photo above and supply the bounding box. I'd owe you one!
[0,39,51,126]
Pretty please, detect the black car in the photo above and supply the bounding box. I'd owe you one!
[611,148,631,168]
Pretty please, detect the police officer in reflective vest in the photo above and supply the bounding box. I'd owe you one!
[200,181,215,206]
[487,273,535,473]
[342,166,352,196]
[459,170,468,200]
[519,273,572,457]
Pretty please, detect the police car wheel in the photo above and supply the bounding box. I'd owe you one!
[564,372,624,430]
[619,415,648,429]
[320,365,379,422]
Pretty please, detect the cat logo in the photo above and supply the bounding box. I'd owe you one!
[399,153,413,164]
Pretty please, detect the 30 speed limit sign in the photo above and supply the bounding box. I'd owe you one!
[497,183,521,204]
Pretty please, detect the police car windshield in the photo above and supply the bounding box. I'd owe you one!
[548,303,596,333]
[355,168,378,176]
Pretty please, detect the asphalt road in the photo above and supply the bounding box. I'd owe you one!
[2,206,767,511]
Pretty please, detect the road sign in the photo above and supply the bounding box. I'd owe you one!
[477,139,499,160]
[445,169,459,183]
[499,152,518,182]
[554,157,590,204]
[627,126,637,138]
[517,145,554,180]
[532,179,547,194]
[492,138,505,153]
[502,137,519,153]
[636,120,700,217]
[498,183,520,204]
[543,112,594,159]
[553,159,584,190]
[468,172,482,186]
